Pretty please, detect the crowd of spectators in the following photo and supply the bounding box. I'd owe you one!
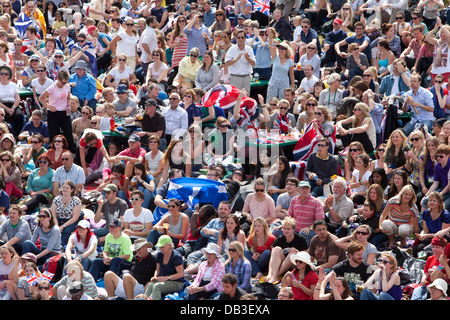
[0,0,448,303]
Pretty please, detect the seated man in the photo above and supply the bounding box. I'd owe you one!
[305,138,339,197]
[88,218,133,282]
[379,58,411,96]
[335,22,370,72]
[323,177,354,235]
[0,204,32,254]
[103,239,156,300]
[110,134,146,178]
[18,109,49,144]
[114,84,138,119]
[401,73,435,136]
[321,18,347,67]
[309,219,347,273]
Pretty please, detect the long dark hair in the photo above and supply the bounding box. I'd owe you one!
[277,156,292,189]
[387,169,409,199]
[369,167,389,189]
[220,214,242,240]
[133,162,148,181]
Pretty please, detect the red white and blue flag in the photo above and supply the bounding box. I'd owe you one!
[292,121,337,161]
[254,0,271,16]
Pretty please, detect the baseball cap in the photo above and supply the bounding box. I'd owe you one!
[298,181,311,188]
[128,134,140,143]
[104,183,118,193]
[155,235,173,247]
[109,218,123,228]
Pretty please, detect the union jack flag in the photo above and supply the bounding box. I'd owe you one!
[26,273,39,286]
[253,0,270,15]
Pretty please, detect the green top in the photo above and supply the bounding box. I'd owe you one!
[104,232,133,262]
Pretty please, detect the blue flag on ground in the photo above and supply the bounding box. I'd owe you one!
[153,177,228,223]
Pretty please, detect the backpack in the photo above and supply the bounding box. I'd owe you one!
[252,282,279,300]
[42,255,66,283]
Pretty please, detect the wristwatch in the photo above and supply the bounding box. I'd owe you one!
[168,275,171,280]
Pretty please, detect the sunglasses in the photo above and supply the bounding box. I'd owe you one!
[410,137,420,142]
[0,72,8,76]
[127,23,134,26]
[380,259,391,264]
[1,158,10,162]
[436,154,446,159]
[396,16,404,20]
[38,215,49,218]
[167,205,176,208]
[38,160,48,164]
[356,231,369,235]
[307,103,317,106]
[317,144,327,148]
[118,58,126,61]
[131,197,142,201]
[349,148,359,152]
[314,112,322,115]
[31,141,41,144]
[412,17,418,20]
[363,74,371,77]
[61,157,70,161]
[378,149,385,152]
[435,80,444,84]
[38,286,50,290]
[184,95,192,98]
[190,55,198,58]
[279,107,288,110]
[255,189,264,192]
[228,248,237,252]
[307,47,315,50]
[54,140,63,143]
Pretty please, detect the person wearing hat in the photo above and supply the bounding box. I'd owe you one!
[62,281,92,300]
[64,219,98,272]
[433,118,447,138]
[21,54,41,87]
[144,235,185,300]
[321,18,348,68]
[110,132,146,178]
[113,84,138,118]
[69,59,98,111]
[427,278,448,300]
[93,183,129,239]
[133,96,166,148]
[88,218,133,282]
[0,64,23,134]
[104,238,156,300]
[280,251,318,300]
[186,242,225,300]
[288,180,325,245]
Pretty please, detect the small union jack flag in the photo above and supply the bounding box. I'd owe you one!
[39,271,55,282]
[253,0,270,15]
[26,273,39,286]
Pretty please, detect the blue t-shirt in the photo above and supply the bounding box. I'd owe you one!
[422,209,450,233]
[270,55,294,83]
[345,34,371,59]
[99,33,112,54]
[253,41,271,69]
[156,249,184,282]
[0,190,9,213]
[21,121,49,138]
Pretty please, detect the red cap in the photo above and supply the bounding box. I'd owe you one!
[333,18,343,25]
[87,25,96,34]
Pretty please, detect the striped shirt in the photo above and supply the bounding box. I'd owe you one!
[388,196,418,225]
[288,194,325,232]
[171,35,188,68]
[53,272,99,299]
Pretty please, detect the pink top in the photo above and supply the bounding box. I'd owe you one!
[243,193,276,221]
[46,82,70,111]
[288,194,325,232]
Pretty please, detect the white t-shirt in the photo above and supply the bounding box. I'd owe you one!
[123,208,154,233]
[116,31,139,57]
[68,232,98,261]
[391,75,400,96]
[0,81,18,102]
[144,150,164,172]
[31,78,54,95]
[108,66,133,85]
[352,169,372,193]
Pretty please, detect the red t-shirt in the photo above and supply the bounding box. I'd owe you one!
[79,137,103,149]
[247,233,276,254]
[293,269,318,300]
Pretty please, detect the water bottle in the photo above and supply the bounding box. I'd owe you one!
[254,73,259,83]
[110,116,115,131]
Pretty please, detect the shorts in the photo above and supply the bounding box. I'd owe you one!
[115,278,145,299]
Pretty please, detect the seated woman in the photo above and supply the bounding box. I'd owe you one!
[349,153,372,205]
[172,47,201,93]
[344,141,367,182]
[205,116,235,166]
[265,217,308,284]
[144,235,185,300]
[144,135,164,187]
[384,169,409,200]
[186,243,225,300]
[217,214,246,258]
[0,150,22,201]
[242,178,277,229]
[360,253,402,300]
[413,192,450,257]
[384,129,410,177]
[158,138,191,188]
[336,102,376,154]
[313,268,354,300]
[183,124,205,174]
[244,217,276,279]
[50,180,83,246]
[21,153,54,214]
[267,156,293,203]
[46,135,69,170]
[103,53,137,89]
[131,162,155,210]
[22,133,47,166]
[411,236,449,300]
[224,241,252,293]
[280,251,318,300]
[379,185,420,249]
[21,207,61,267]
[71,106,93,143]
[147,198,189,248]
[405,130,426,193]
[145,49,169,90]
[335,225,378,265]
[64,220,98,272]
[374,38,396,78]
[369,143,388,172]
